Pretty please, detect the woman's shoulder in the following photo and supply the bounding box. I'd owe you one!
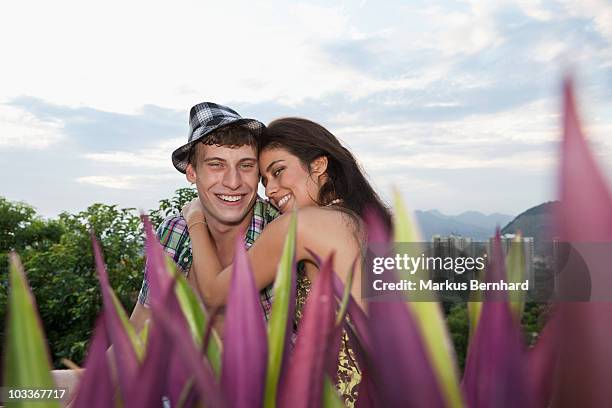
[295,205,353,222]
[268,206,361,235]
[298,206,362,237]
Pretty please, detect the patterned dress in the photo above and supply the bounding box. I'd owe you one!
[295,269,361,406]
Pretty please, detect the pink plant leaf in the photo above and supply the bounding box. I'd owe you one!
[526,308,559,408]
[306,247,371,356]
[279,254,337,408]
[123,279,181,407]
[155,306,227,408]
[461,233,532,408]
[367,292,446,408]
[221,233,268,408]
[141,216,197,406]
[72,315,115,408]
[550,77,612,407]
[91,236,139,397]
[141,216,175,309]
[355,369,381,408]
[363,208,445,407]
[557,78,612,242]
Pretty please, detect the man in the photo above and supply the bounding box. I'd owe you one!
[130,102,279,333]
[55,102,278,404]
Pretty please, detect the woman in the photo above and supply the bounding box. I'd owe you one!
[183,117,392,405]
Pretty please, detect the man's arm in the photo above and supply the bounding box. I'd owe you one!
[129,301,151,334]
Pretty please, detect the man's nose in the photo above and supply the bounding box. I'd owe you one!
[222,167,242,190]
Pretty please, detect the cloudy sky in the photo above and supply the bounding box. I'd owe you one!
[1,0,612,218]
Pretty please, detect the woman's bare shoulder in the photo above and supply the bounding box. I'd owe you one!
[266,207,360,239]
[298,206,351,220]
[297,207,361,236]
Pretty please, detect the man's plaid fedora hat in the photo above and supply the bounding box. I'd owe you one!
[171,102,265,173]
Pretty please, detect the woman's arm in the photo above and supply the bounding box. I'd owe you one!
[184,201,356,309]
[183,199,299,308]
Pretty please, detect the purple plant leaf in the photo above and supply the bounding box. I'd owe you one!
[325,259,358,385]
[279,254,337,408]
[557,78,612,242]
[367,289,445,408]
[141,218,195,406]
[527,309,559,408]
[355,208,443,408]
[91,236,139,397]
[221,233,268,408]
[549,78,612,407]
[310,246,371,359]
[355,369,380,408]
[461,233,531,408]
[142,216,175,308]
[332,273,370,356]
[123,279,180,407]
[124,322,171,408]
[325,323,343,384]
[155,306,227,408]
[72,315,115,408]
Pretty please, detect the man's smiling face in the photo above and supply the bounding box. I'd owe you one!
[186,143,259,226]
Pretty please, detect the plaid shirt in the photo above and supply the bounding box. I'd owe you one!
[138,196,279,320]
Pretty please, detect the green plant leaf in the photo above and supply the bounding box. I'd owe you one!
[139,319,150,350]
[467,267,484,338]
[322,376,344,408]
[505,234,526,320]
[4,253,60,408]
[264,211,297,408]
[467,300,483,339]
[336,259,356,326]
[393,191,464,408]
[110,289,144,362]
[171,258,222,376]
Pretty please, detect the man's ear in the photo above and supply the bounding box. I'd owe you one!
[310,156,328,177]
[186,163,197,184]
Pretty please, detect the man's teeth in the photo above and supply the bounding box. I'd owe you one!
[218,195,242,202]
[278,194,291,207]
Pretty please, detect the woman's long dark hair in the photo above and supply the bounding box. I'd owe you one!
[261,117,393,231]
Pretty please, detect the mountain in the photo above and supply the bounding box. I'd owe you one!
[415,203,558,256]
[501,201,559,255]
[454,211,514,230]
[415,210,514,240]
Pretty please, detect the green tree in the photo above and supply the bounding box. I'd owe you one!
[1,189,199,367]
[446,303,469,371]
[149,187,197,227]
[0,198,65,357]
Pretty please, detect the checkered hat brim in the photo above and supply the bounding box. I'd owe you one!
[172,102,264,173]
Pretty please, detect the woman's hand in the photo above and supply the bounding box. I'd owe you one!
[182,197,206,224]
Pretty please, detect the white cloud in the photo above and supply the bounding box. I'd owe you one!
[76,174,176,190]
[532,40,568,63]
[0,104,64,150]
[558,0,612,43]
[0,1,368,113]
[2,0,611,217]
[515,0,555,21]
[364,151,555,171]
[414,3,504,57]
[82,139,183,169]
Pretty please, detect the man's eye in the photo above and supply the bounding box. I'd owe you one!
[240,163,255,169]
[208,162,223,168]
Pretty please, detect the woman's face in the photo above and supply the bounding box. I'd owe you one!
[259,147,322,213]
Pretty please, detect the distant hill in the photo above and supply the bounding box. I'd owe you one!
[415,203,558,256]
[501,201,559,256]
[415,210,514,240]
